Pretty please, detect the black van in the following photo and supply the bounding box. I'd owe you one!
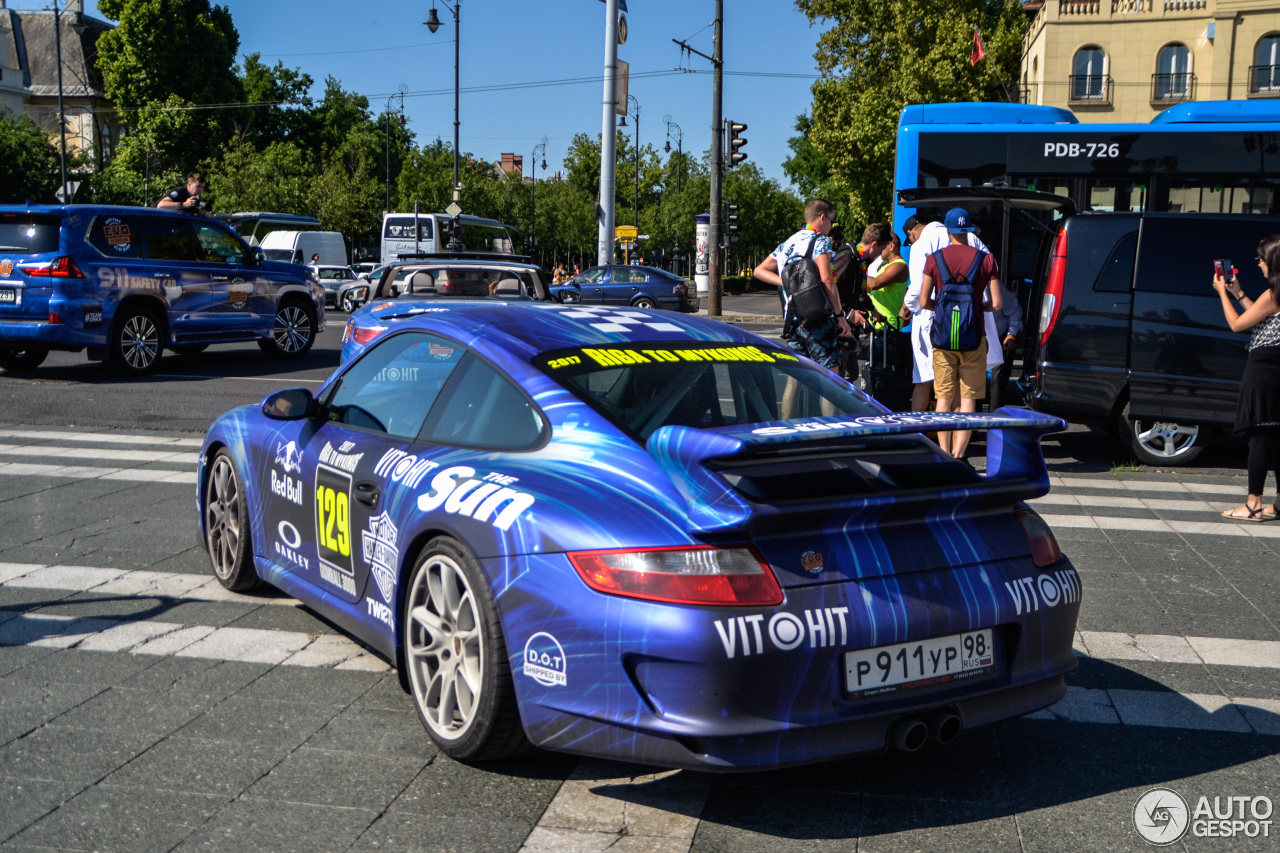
[898,188,1280,465]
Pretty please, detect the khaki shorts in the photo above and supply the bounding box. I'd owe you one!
[933,338,988,400]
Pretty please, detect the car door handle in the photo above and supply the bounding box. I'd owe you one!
[211,275,230,282]
[355,481,380,508]
[153,273,174,279]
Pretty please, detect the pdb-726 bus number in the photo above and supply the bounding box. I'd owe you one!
[1044,142,1121,158]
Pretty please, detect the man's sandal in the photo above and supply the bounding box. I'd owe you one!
[1221,505,1270,522]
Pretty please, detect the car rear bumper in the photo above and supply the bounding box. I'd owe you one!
[0,318,101,351]
[494,552,1081,771]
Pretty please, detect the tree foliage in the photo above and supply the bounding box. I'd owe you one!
[796,0,1027,224]
[0,109,59,203]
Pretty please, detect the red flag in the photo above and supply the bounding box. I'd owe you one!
[970,29,987,66]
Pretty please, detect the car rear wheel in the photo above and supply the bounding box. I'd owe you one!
[204,449,259,591]
[109,305,163,375]
[404,537,528,761]
[1120,403,1205,466]
[0,348,48,370]
[258,299,315,359]
[632,297,657,309]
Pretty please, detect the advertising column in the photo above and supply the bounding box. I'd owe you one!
[694,212,710,295]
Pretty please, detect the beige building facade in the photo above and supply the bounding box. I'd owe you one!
[1022,0,1280,121]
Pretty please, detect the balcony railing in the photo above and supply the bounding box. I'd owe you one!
[1249,65,1280,95]
[1151,72,1195,102]
[1068,75,1114,104]
[1018,82,1039,105]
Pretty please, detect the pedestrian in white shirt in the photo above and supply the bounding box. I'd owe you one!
[900,216,1003,412]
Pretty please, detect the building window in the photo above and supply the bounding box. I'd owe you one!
[1251,35,1280,94]
[1153,44,1194,102]
[1070,47,1110,102]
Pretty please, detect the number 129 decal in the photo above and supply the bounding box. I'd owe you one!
[315,465,356,595]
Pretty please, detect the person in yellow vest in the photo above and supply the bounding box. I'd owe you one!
[865,233,909,328]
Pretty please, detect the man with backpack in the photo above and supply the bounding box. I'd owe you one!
[753,199,852,370]
[918,208,1004,461]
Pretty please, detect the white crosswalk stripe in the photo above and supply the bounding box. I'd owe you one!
[0,429,199,483]
[0,428,204,447]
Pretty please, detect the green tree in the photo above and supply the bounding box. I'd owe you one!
[782,113,838,203]
[796,0,1027,224]
[235,53,314,147]
[0,109,59,203]
[208,140,314,215]
[96,0,241,170]
[309,129,382,247]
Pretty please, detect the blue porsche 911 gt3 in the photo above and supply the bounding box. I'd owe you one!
[197,302,1079,770]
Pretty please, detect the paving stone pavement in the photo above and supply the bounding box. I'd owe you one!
[0,428,1277,851]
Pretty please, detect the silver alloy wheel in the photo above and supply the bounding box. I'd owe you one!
[1131,418,1200,459]
[121,313,160,370]
[272,305,312,353]
[205,456,241,581]
[340,294,353,313]
[633,297,656,309]
[407,552,484,742]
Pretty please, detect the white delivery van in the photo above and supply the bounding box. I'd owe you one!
[259,231,348,266]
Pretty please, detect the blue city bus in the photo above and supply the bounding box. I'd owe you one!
[892,99,1280,293]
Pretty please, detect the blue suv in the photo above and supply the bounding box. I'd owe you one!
[0,205,326,375]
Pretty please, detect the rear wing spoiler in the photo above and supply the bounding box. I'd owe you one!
[647,409,1066,532]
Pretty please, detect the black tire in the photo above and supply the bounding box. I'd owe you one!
[258,298,316,359]
[0,348,48,370]
[1119,402,1206,466]
[203,449,259,592]
[109,305,164,376]
[170,344,209,356]
[403,536,528,761]
[339,293,355,314]
[632,297,657,309]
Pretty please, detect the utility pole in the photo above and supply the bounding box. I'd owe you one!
[708,0,724,316]
[597,0,620,266]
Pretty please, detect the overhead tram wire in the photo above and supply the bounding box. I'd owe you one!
[94,69,818,117]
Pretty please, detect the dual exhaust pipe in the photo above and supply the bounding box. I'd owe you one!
[888,710,961,752]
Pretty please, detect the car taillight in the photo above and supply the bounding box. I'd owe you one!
[21,256,83,278]
[1037,229,1067,349]
[351,325,386,345]
[568,546,783,606]
[1014,508,1062,568]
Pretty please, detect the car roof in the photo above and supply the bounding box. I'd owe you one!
[364,301,751,355]
[388,259,540,272]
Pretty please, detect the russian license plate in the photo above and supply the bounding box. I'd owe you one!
[844,629,995,698]
[0,288,16,304]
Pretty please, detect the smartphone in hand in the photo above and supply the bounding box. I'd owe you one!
[1214,258,1233,279]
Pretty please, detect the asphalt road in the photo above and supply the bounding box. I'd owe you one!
[0,297,1275,852]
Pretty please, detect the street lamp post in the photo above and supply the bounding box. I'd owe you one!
[51,0,72,203]
[425,1,463,250]
[664,116,683,275]
[619,94,640,230]
[385,84,407,213]
[531,136,547,259]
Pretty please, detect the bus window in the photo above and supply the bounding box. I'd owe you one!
[461,223,514,254]
[1165,178,1280,214]
[1086,181,1147,213]
[384,217,434,241]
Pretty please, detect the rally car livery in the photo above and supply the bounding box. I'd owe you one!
[197,302,1079,770]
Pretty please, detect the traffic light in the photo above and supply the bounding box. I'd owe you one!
[724,202,740,244]
[725,120,748,168]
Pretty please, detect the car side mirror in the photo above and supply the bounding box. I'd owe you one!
[262,388,316,420]
[253,249,266,265]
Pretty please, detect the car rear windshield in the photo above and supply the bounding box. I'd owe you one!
[0,214,61,255]
[536,343,880,442]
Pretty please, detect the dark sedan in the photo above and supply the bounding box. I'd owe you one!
[549,265,698,312]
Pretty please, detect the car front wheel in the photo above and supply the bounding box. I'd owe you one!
[1120,403,1206,466]
[0,348,48,370]
[204,449,259,591]
[404,537,528,761]
[258,299,316,358]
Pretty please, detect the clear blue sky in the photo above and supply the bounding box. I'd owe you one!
[56,0,828,191]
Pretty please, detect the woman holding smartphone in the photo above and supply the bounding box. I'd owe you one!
[1214,235,1280,521]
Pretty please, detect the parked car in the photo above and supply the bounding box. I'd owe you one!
[351,262,378,278]
[309,264,358,307]
[549,264,698,312]
[198,301,1076,769]
[0,205,325,375]
[339,255,563,360]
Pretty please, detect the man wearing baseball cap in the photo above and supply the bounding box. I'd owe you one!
[901,209,1005,415]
